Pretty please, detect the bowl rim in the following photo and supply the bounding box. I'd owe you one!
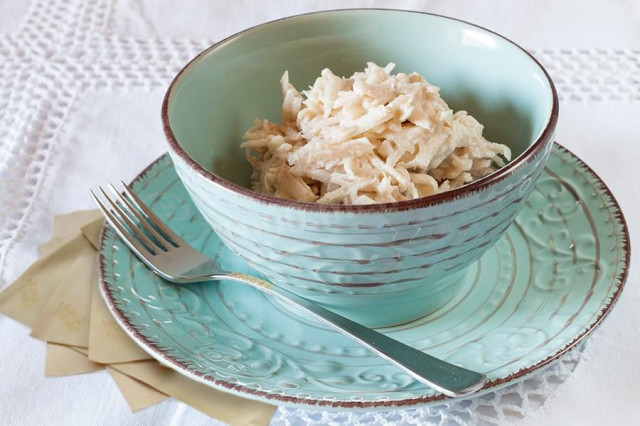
[162,8,559,213]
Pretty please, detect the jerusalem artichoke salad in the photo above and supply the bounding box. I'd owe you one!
[241,63,511,205]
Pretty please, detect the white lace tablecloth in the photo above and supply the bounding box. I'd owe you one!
[1,1,638,425]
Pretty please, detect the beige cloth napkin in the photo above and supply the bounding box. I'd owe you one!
[45,343,103,376]
[0,210,277,424]
[107,367,169,412]
[30,236,96,347]
[0,235,85,326]
[33,211,166,411]
[111,361,278,426]
[81,219,152,364]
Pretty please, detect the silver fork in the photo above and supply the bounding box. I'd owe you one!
[91,183,487,397]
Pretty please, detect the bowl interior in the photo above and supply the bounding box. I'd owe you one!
[166,10,555,189]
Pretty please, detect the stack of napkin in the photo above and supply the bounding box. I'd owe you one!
[0,210,276,425]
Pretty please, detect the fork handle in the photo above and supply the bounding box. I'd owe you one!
[226,272,486,397]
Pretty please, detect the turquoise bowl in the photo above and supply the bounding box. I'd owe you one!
[162,9,558,328]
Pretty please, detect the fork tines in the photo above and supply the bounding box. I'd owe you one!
[90,183,180,257]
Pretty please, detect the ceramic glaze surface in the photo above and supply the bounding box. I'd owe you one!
[99,144,629,410]
[170,142,551,327]
[167,9,555,181]
[164,10,558,326]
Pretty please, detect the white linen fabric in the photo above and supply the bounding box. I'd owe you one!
[0,1,638,425]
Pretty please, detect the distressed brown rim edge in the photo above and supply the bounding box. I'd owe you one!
[160,8,559,214]
[97,142,630,410]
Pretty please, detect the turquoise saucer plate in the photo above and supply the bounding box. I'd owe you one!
[98,144,629,410]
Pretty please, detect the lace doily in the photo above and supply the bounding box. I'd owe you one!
[272,344,585,425]
[530,48,640,101]
[0,1,633,424]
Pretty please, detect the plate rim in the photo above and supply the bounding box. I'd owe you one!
[98,142,631,410]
